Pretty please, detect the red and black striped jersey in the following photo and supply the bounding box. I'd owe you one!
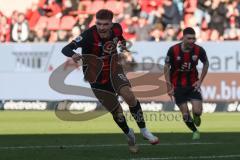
[71,23,126,84]
[165,43,208,89]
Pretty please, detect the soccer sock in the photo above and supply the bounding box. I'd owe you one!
[193,113,201,117]
[129,100,146,128]
[183,114,197,132]
[140,127,147,134]
[112,113,130,134]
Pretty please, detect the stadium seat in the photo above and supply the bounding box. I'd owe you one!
[139,0,163,13]
[78,0,92,14]
[88,0,105,14]
[47,16,60,30]
[0,0,38,17]
[34,16,48,30]
[104,1,123,14]
[60,16,76,30]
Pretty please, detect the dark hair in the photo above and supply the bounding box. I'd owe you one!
[96,9,113,20]
[183,27,195,35]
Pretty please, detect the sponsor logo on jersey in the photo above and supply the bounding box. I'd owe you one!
[75,36,82,42]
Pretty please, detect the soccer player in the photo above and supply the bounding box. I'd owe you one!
[164,27,209,140]
[61,9,159,153]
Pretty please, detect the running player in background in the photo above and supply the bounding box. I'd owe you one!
[61,9,159,153]
[164,27,209,140]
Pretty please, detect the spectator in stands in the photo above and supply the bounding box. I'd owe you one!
[33,27,50,42]
[223,16,240,40]
[148,6,164,25]
[226,0,240,28]
[29,18,49,42]
[57,30,68,41]
[162,24,178,41]
[221,0,240,40]
[68,26,81,42]
[224,27,240,40]
[183,0,197,26]
[10,10,19,25]
[149,24,164,42]
[75,13,92,32]
[25,2,42,30]
[128,15,152,41]
[0,14,11,42]
[194,0,212,26]
[209,29,222,41]
[199,28,211,41]
[208,0,228,37]
[161,0,181,28]
[48,30,58,42]
[1,0,240,42]
[118,0,142,21]
[130,0,142,17]
[11,13,29,42]
[62,0,79,16]
[174,0,183,16]
[237,0,240,23]
[120,14,136,41]
[122,1,132,15]
[37,0,62,17]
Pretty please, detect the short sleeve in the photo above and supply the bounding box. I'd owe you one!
[199,47,208,63]
[165,47,174,65]
[113,23,128,52]
[72,31,88,48]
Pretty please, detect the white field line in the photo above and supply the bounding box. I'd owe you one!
[0,142,226,150]
[130,154,240,160]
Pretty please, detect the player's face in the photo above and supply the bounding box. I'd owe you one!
[96,19,113,34]
[183,34,196,49]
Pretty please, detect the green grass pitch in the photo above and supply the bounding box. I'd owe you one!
[0,111,239,160]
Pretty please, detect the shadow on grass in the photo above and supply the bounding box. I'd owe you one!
[0,133,239,160]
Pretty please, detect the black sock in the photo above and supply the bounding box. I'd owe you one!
[183,114,197,132]
[194,113,201,117]
[112,113,130,134]
[129,100,146,128]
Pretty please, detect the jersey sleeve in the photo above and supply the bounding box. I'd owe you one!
[165,47,174,65]
[199,47,208,63]
[112,23,128,52]
[115,23,125,41]
[72,31,89,48]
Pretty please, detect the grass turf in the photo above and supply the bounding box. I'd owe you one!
[0,111,239,160]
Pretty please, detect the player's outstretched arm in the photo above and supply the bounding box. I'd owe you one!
[62,42,82,63]
[62,42,78,57]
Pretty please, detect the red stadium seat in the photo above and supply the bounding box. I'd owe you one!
[104,1,123,14]
[139,0,163,13]
[78,0,92,14]
[47,16,60,30]
[88,0,105,14]
[60,16,76,30]
[34,16,48,30]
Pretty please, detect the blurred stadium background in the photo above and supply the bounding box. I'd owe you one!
[0,0,240,159]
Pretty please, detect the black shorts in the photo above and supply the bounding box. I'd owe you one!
[174,87,202,106]
[90,69,130,113]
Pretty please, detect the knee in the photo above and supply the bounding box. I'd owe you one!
[193,108,202,116]
[182,113,192,122]
[194,112,202,117]
[123,94,136,106]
